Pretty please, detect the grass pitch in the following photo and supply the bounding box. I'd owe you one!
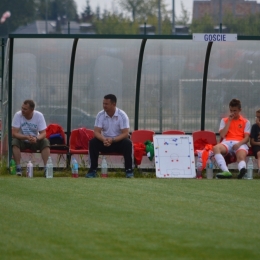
[1,176,260,260]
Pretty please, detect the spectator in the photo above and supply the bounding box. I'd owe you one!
[12,99,50,176]
[86,94,133,178]
[250,109,260,175]
[213,99,250,179]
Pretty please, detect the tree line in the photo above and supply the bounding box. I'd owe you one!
[1,0,260,36]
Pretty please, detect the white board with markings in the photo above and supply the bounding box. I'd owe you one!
[153,135,196,178]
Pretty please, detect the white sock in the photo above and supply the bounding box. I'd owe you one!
[238,161,246,171]
[215,154,229,172]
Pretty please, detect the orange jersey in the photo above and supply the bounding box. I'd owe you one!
[219,116,250,141]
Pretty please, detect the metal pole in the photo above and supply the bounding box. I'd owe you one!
[1,38,5,100]
[201,42,213,130]
[172,0,175,34]
[134,39,147,130]
[158,0,161,34]
[45,0,48,34]
[219,0,222,28]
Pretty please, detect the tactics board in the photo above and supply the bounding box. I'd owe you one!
[153,135,196,178]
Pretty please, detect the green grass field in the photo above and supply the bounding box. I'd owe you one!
[1,175,260,260]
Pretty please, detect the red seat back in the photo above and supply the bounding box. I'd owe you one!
[131,130,155,143]
[192,131,217,155]
[162,130,185,135]
[69,128,94,150]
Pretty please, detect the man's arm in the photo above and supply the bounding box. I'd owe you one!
[37,129,46,141]
[250,121,260,146]
[112,128,129,143]
[94,126,105,142]
[237,133,250,146]
[250,137,260,146]
[232,133,250,151]
[219,115,233,139]
[12,127,29,140]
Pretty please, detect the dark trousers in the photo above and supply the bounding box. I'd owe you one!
[89,137,133,170]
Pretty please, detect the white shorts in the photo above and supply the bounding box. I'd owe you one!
[220,140,248,155]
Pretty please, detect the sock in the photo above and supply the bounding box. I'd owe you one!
[215,154,229,172]
[238,161,246,171]
[16,164,21,170]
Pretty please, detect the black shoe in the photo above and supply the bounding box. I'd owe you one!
[125,169,134,178]
[237,168,247,179]
[85,169,97,178]
[16,168,22,176]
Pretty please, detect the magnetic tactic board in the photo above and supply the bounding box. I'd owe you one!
[153,135,196,178]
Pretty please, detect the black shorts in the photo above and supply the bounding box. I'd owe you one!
[252,146,260,158]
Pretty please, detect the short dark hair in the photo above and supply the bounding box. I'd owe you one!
[104,94,117,104]
[23,100,35,110]
[229,98,241,109]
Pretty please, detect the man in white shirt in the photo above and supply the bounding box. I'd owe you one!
[86,94,133,178]
[12,100,50,176]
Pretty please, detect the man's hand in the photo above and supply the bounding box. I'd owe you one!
[28,135,37,143]
[228,113,234,121]
[103,138,113,147]
[232,143,241,151]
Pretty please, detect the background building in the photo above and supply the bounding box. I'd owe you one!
[193,0,260,22]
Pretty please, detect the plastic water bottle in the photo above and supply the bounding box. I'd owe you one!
[46,156,53,178]
[26,161,33,178]
[72,157,79,178]
[206,157,213,179]
[245,157,254,180]
[196,161,203,178]
[10,158,16,175]
[101,156,108,178]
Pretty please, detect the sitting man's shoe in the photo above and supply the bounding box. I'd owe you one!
[85,169,97,178]
[126,169,134,178]
[16,168,22,176]
[216,171,232,179]
[237,168,247,179]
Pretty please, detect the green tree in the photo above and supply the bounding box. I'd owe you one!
[95,5,100,20]
[36,0,77,21]
[0,0,36,36]
[81,0,93,22]
[118,0,168,22]
[175,1,190,26]
[118,0,143,21]
[145,14,171,34]
[223,12,260,36]
[93,12,139,34]
[190,14,214,33]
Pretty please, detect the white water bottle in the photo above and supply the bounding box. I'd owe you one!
[72,157,79,178]
[206,157,213,179]
[26,161,33,178]
[101,156,108,178]
[246,157,254,180]
[46,156,53,178]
